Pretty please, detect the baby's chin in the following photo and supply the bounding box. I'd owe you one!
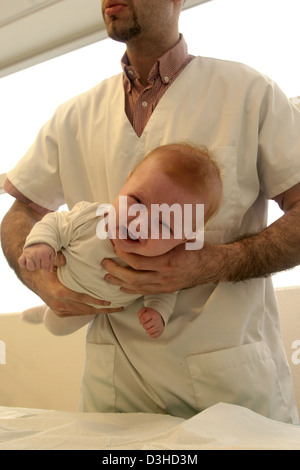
[113,238,163,257]
[112,237,143,254]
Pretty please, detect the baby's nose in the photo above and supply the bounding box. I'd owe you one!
[128,216,148,239]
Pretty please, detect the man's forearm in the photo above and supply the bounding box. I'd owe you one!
[218,203,300,283]
[1,200,43,281]
[1,200,116,316]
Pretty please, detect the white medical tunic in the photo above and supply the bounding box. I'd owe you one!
[7,57,300,422]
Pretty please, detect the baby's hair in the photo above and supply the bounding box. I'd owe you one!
[133,142,222,221]
[143,141,220,191]
[155,143,218,187]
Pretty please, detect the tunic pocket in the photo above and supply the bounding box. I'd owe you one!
[187,341,288,420]
[80,343,116,412]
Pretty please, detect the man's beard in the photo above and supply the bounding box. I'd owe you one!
[106,12,142,43]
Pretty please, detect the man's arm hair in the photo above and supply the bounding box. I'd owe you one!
[1,200,43,285]
[219,203,300,283]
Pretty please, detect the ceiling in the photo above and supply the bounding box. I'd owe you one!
[0,0,211,78]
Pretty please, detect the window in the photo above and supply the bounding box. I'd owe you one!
[0,0,299,312]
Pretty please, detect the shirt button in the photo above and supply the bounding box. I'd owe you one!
[142,101,148,108]
[163,76,170,83]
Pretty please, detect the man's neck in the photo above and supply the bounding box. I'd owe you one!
[125,33,180,87]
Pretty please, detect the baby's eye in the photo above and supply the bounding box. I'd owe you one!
[159,220,173,236]
[129,194,142,204]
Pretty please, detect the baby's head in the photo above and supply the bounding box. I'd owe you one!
[137,143,222,222]
[110,143,222,256]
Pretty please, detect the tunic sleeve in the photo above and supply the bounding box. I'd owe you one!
[6,109,65,212]
[257,83,300,199]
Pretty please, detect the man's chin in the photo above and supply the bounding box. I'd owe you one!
[105,22,142,43]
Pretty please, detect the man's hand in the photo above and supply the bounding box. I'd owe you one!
[29,266,123,318]
[30,251,123,317]
[102,243,223,295]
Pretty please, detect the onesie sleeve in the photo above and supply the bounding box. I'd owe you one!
[23,202,88,253]
[143,292,178,326]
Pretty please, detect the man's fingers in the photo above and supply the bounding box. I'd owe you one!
[112,248,171,271]
[68,289,112,307]
[54,251,66,267]
[102,258,178,294]
[48,283,124,316]
[103,260,159,286]
[51,290,124,316]
[102,258,167,283]
[54,305,124,318]
[105,273,170,295]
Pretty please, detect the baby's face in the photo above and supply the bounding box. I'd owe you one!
[109,157,204,257]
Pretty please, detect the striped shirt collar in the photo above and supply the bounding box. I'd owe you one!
[121,34,191,92]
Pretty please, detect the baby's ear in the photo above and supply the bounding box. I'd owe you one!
[127,171,133,181]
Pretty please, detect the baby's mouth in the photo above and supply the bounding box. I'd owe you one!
[120,226,139,242]
[127,228,139,241]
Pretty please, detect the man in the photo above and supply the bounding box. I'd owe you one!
[1,0,300,422]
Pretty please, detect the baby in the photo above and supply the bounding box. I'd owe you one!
[19,143,222,338]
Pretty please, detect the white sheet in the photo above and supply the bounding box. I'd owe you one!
[0,403,300,450]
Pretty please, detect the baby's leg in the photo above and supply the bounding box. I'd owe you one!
[22,305,94,336]
[22,305,48,324]
[138,307,165,339]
